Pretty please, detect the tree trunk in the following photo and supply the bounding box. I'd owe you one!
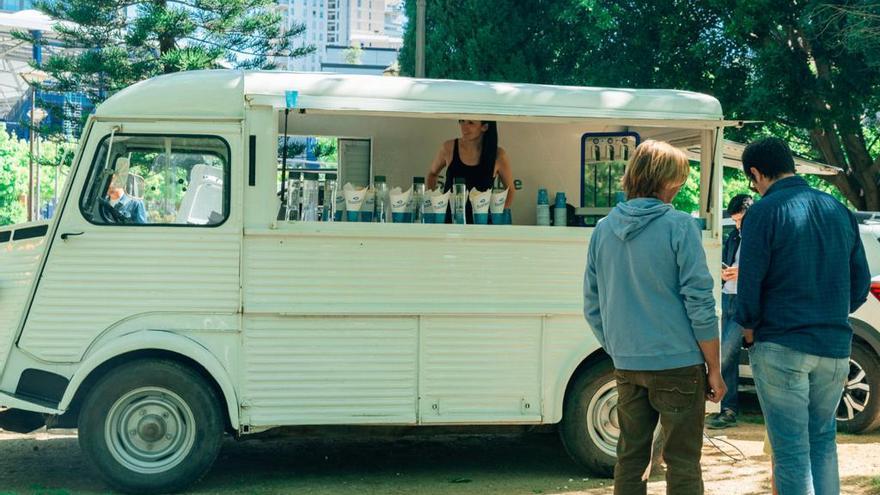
[156,0,175,73]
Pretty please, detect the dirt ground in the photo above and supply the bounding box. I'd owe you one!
[0,420,876,495]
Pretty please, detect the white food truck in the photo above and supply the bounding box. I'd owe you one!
[0,70,727,493]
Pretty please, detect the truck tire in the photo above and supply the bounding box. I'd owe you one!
[559,360,618,477]
[78,359,224,494]
[837,341,880,434]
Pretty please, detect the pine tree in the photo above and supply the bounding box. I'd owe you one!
[20,0,313,104]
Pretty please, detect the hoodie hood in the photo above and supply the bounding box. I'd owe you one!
[606,198,672,241]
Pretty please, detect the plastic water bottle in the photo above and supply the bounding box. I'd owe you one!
[300,179,319,222]
[452,178,467,224]
[536,188,551,226]
[374,175,389,223]
[323,179,337,221]
[554,191,567,227]
[412,177,425,223]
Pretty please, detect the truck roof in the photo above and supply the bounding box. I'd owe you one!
[95,69,725,124]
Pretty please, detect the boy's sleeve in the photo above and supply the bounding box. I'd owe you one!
[583,237,606,347]
[674,219,719,341]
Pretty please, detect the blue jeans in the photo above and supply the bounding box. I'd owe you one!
[720,293,741,413]
[750,341,849,495]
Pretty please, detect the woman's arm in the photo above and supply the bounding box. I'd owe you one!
[495,148,515,208]
[427,141,451,190]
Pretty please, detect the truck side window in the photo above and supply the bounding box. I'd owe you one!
[80,134,231,226]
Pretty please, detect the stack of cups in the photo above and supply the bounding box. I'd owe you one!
[536,188,551,226]
[554,191,567,227]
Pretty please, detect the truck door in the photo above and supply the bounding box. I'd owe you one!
[18,122,243,363]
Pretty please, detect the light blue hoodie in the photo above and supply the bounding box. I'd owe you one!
[583,198,718,371]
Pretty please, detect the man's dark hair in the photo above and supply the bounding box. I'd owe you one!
[727,194,754,216]
[741,137,796,180]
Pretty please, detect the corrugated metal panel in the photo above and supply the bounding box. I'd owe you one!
[542,315,597,423]
[243,224,589,316]
[242,316,417,426]
[419,316,542,423]
[0,234,47,371]
[19,230,240,362]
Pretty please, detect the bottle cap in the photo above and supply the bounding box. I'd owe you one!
[413,176,425,184]
[374,175,386,182]
[454,177,466,185]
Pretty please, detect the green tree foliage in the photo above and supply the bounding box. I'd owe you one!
[22,0,314,104]
[401,0,880,210]
[313,137,338,165]
[0,129,76,225]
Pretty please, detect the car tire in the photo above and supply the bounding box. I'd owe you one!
[78,359,224,494]
[837,341,880,434]
[559,360,617,477]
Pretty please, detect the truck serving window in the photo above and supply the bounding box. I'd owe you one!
[80,134,231,226]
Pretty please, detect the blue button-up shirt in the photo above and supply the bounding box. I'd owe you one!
[734,175,871,358]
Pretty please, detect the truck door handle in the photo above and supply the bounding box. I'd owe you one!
[60,232,84,240]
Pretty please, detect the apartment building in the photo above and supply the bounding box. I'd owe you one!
[276,0,403,74]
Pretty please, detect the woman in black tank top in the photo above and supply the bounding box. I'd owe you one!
[427,120,515,223]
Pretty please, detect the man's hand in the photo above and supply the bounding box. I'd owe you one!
[706,370,727,403]
[742,328,754,344]
[721,266,739,282]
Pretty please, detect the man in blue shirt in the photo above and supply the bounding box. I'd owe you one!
[735,138,870,495]
[102,176,147,224]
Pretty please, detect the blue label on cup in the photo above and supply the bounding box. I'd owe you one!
[392,212,406,223]
[334,211,343,221]
[361,211,373,222]
[491,213,505,225]
[473,213,489,225]
[346,211,360,222]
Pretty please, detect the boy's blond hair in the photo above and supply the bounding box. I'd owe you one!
[621,140,690,199]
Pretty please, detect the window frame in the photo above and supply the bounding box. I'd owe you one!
[579,131,641,208]
[78,133,233,228]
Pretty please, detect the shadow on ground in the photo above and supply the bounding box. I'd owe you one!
[0,431,608,495]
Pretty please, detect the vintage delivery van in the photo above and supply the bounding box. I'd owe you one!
[0,70,728,493]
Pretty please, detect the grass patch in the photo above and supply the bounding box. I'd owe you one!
[870,476,880,495]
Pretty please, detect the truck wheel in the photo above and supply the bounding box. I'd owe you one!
[559,360,617,477]
[837,341,880,433]
[78,359,224,494]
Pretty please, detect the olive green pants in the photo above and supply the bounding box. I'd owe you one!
[613,365,707,495]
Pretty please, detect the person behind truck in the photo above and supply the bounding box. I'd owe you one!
[583,139,724,494]
[706,193,753,430]
[426,120,514,221]
[101,174,147,224]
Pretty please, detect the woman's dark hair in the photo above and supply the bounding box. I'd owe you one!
[741,137,796,180]
[479,121,498,171]
[726,193,754,216]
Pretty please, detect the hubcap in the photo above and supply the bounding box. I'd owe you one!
[586,380,619,457]
[837,358,871,423]
[105,387,196,474]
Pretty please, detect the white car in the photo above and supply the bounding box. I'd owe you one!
[727,219,880,433]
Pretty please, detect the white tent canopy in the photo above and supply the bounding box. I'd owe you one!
[0,9,70,117]
[685,139,841,176]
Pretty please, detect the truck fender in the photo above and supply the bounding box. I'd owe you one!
[57,330,240,429]
[851,317,880,355]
